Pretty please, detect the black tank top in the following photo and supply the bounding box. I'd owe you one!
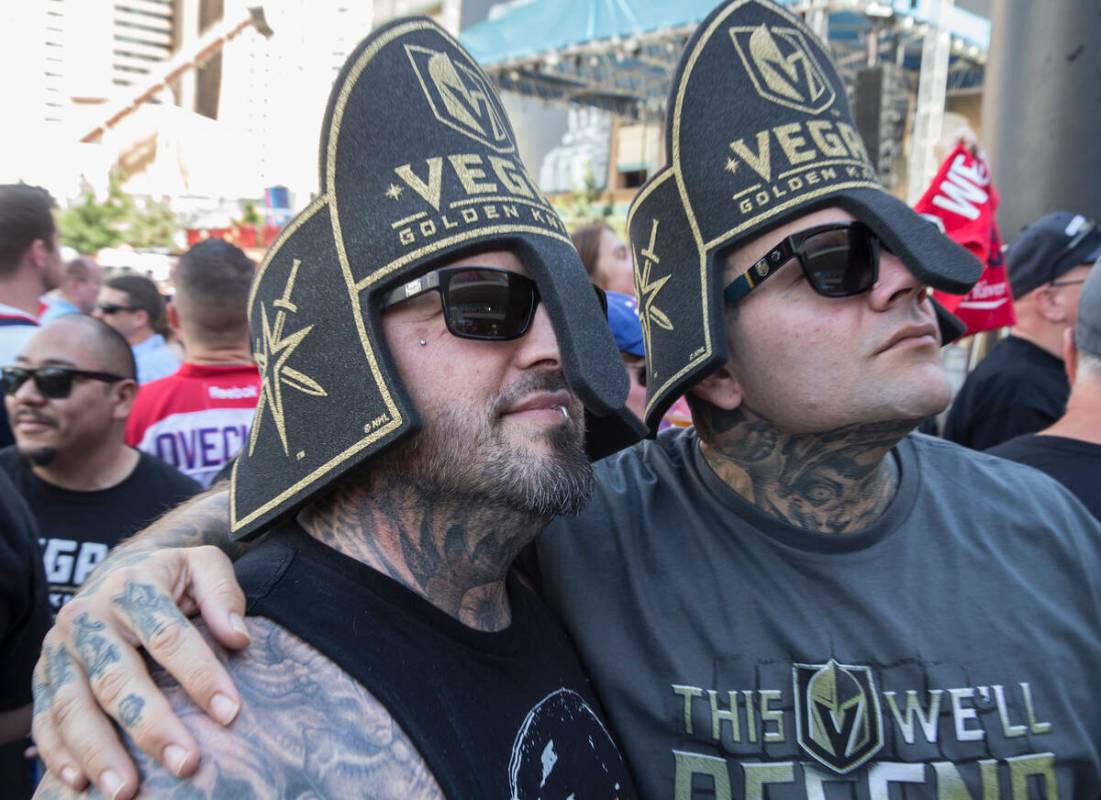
[235,524,636,799]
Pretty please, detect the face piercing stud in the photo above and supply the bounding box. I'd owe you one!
[419,339,428,347]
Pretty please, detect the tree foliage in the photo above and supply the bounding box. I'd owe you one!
[57,171,179,254]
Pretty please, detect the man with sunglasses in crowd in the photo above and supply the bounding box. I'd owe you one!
[30,1,1101,797]
[94,275,180,385]
[945,211,1100,450]
[0,314,199,613]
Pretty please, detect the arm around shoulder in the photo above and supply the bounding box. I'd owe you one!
[37,616,444,799]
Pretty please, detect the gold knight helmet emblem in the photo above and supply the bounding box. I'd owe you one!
[406,45,513,152]
[793,659,884,774]
[729,23,835,114]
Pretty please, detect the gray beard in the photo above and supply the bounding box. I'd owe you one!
[377,377,594,519]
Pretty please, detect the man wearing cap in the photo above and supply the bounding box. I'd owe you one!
[32,18,636,800]
[31,1,1101,798]
[944,211,1100,450]
[988,263,1101,518]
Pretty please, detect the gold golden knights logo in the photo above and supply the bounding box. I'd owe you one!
[405,45,514,153]
[728,24,835,115]
[793,660,884,774]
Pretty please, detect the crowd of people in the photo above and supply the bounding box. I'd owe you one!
[1,0,1099,798]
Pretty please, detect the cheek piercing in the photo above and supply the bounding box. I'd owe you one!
[418,339,428,347]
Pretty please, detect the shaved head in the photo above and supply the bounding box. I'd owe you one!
[42,314,136,380]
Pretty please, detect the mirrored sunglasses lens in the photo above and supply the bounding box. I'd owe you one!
[445,269,535,339]
[803,227,876,296]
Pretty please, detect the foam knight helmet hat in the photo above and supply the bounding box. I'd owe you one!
[627,0,982,432]
[229,17,643,540]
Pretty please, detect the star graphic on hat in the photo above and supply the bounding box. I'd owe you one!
[249,259,328,459]
[635,220,673,366]
[385,183,403,200]
[725,157,739,174]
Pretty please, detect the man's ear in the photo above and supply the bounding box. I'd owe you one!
[1037,285,1070,324]
[113,379,139,420]
[1064,327,1078,385]
[166,302,180,333]
[134,308,151,331]
[689,361,744,412]
[27,239,49,272]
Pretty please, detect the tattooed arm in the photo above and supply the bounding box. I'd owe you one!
[104,483,241,559]
[32,486,255,799]
[35,616,444,799]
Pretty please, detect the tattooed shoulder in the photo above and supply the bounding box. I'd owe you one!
[36,617,445,799]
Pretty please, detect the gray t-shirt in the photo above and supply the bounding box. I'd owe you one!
[538,429,1101,799]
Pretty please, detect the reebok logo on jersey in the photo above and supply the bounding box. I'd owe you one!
[209,385,259,400]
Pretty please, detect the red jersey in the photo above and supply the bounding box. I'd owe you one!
[126,363,262,487]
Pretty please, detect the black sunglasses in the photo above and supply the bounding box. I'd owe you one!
[723,221,880,305]
[1,366,127,400]
[97,303,137,315]
[380,267,608,341]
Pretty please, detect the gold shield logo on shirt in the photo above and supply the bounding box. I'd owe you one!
[793,659,884,774]
[406,45,515,154]
[729,24,835,115]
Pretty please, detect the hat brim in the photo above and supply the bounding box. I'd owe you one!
[828,189,983,295]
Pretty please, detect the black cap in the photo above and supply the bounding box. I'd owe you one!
[626,0,982,432]
[1076,258,1101,357]
[1006,212,1101,299]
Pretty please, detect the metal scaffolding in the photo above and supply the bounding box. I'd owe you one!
[462,0,989,123]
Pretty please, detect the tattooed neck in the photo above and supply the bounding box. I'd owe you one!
[694,402,913,535]
[298,473,545,632]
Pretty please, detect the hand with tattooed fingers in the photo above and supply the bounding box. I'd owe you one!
[35,618,445,800]
[32,486,253,800]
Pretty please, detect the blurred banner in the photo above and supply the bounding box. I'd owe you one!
[916,142,1015,335]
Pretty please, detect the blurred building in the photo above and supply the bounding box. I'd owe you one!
[0,0,461,222]
[463,0,992,217]
[1,0,1004,236]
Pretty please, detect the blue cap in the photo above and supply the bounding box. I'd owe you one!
[605,291,645,358]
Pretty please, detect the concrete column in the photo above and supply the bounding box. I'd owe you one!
[981,0,1101,237]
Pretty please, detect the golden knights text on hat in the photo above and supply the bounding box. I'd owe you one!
[627,0,983,432]
[230,17,643,540]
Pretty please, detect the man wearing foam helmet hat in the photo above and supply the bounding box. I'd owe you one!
[31,1,1101,798]
[31,16,638,800]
